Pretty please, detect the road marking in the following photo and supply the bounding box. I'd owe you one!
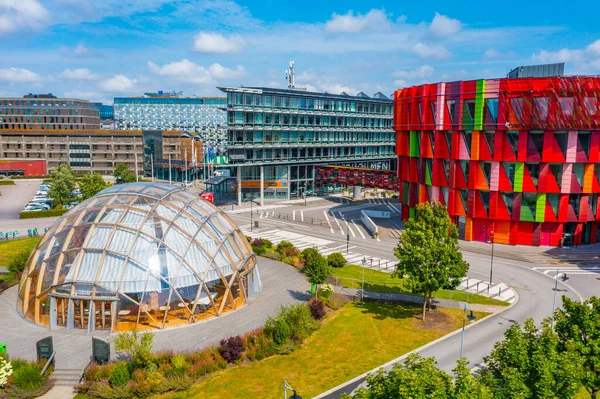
[300,210,304,222]
[385,203,396,212]
[342,216,356,238]
[337,212,350,236]
[388,202,400,212]
[352,219,366,239]
[292,210,296,221]
[323,211,334,233]
[330,211,343,235]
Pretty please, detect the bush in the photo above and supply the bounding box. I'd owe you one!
[9,360,46,391]
[187,348,227,378]
[281,247,300,258]
[0,180,15,186]
[109,362,130,387]
[319,283,335,300]
[84,362,114,382]
[245,235,252,243]
[262,238,273,248]
[170,354,187,370]
[19,209,69,219]
[261,251,281,261]
[252,245,266,255]
[327,252,347,268]
[304,253,331,285]
[7,250,31,275]
[114,330,155,369]
[264,303,318,348]
[218,336,245,363]
[251,238,264,247]
[243,329,277,362]
[309,300,326,320]
[275,240,294,254]
[270,318,291,345]
[89,381,132,399]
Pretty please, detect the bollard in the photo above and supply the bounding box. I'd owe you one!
[466,279,469,289]
[378,259,380,268]
[498,286,501,296]
[477,282,480,291]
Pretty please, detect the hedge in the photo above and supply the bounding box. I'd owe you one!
[0,180,16,185]
[19,209,70,219]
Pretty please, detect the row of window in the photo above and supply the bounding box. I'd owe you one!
[2,143,136,150]
[227,92,392,114]
[228,111,392,128]
[228,131,394,144]
[0,100,92,107]
[0,124,98,130]
[1,108,97,116]
[229,146,395,164]
[2,116,92,124]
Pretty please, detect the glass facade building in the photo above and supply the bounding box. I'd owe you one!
[90,102,114,120]
[114,96,227,131]
[218,87,395,202]
[17,183,260,332]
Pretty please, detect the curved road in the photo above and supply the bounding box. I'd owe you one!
[319,252,582,398]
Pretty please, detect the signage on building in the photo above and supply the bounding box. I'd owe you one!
[229,153,247,161]
[92,337,110,364]
[36,336,53,361]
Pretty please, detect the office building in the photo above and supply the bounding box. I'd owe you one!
[114,92,227,130]
[0,94,100,131]
[394,74,600,246]
[218,86,395,204]
[90,102,114,120]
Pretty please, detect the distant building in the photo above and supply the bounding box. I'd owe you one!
[90,102,114,120]
[507,63,564,78]
[113,93,227,130]
[0,94,100,131]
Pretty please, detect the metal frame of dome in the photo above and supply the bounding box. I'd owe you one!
[17,182,261,333]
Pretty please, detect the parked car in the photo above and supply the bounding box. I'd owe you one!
[181,181,192,189]
[39,184,49,191]
[71,189,82,197]
[32,195,48,202]
[23,204,43,211]
[36,190,48,196]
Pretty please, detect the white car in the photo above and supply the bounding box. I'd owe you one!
[32,195,48,202]
[36,190,48,196]
[24,204,43,211]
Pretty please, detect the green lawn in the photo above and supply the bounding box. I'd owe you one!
[332,265,510,307]
[156,303,486,399]
[0,236,40,268]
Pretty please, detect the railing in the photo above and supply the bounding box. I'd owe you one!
[40,351,56,376]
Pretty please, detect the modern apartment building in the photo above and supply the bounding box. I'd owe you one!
[394,74,600,246]
[218,86,395,204]
[0,94,100,131]
[113,93,227,130]
[90,102,114,120]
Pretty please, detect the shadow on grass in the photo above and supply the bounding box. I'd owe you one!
[355,301,422,321]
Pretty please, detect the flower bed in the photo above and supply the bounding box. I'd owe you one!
[0,357,54,399]
[76,302,326,399]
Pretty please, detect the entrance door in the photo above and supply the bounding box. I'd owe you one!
[55,297,68,327]
[93,301,113,331]
[563,223,576,246]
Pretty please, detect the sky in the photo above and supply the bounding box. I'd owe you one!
[1,0,599,104]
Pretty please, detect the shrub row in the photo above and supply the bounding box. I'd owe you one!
[0,180,16,186]
[0,358,54,399]
[19,209,69,219]
[78,301,327,398]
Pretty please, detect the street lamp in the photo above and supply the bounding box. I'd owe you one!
[486,227,495,293]
[361,257,366,303]
[284,380,302,399]
[551,270,570,329]
[459,303,476,360]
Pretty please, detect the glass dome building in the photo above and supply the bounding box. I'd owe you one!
[17,183,260,333]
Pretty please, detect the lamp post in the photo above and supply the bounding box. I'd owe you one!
[361,257,366,303]
[487,227,495,293]
[250,193,254,232]
[284,380,302,399]
[459,303,476,360]
[551,270,569,329]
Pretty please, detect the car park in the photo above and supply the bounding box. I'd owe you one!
[23,204,44,211]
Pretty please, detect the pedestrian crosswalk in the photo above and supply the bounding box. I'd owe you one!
[240,227,398,271]
[367,198,401,213]
[458,278,517,303]
[532,265,600,276]
[226,204,287,214]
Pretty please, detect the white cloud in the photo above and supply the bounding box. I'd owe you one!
[319,83,358,96]
[99,74,136,92]
[148,59,246,83]
[60,68,97,80]
[208,64,246,80]
[482,49,500,59]
[326,9,390,33]
[0,0,49,36]
[531,39,600,72]
[59,43,100,58]
[587,40,600,57]
[64,90,110,103]
[429,12,461,38]
[396,15,407,23]
[411,43,451,60]
[393,65,434,79]
[0,67,41,82]
[193,32,246,53]
[394,79,408,88]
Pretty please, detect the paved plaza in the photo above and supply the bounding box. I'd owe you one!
[0,257,310,369]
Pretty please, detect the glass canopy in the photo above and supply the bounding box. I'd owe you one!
[17,182,260,333]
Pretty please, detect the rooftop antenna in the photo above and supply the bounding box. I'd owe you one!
[286,61,295,89]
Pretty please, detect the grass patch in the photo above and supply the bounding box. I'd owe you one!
[155,303,487,399]
[332,265,510,307]
[0,237,40,268]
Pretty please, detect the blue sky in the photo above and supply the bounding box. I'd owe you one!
[1,0,599,104]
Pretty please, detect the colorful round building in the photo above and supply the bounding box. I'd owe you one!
[394,76,600,246]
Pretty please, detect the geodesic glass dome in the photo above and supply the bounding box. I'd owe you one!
[17,182,260,333]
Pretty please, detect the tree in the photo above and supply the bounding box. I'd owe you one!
[304,253,330,286]
[80,172,109,200]
[7,250,31,275]
[348,354,453,399]
[48,163,75,206]
[554,296,600,399]
[452,358,493,399]
[394,201,468,320]
[480,318,584,399]
[113,163,136,184]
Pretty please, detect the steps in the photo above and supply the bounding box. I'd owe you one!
[51,368,82,387]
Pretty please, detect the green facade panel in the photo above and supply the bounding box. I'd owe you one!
[536,193,546,222]
[520,203,535,221]
[409,131,419,157]
[474,80,485,130]
[514,162,524,192]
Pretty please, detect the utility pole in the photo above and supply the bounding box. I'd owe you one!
[134,153,139,182]
[250,193,253,232]
[168,153,172,185]
[150,153,154,182]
